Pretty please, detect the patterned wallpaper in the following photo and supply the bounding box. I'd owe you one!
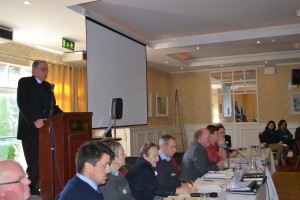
[258,64,300,124]
[2,42,299,126]
[0,42,84,68]
[170,71,211,124]
[147,66,171,126]
[151,64,300,126]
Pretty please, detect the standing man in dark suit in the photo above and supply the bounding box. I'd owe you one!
[17,60,62,195]
[180,128,224,181]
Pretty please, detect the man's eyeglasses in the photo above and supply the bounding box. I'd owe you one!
[0,174,28,186]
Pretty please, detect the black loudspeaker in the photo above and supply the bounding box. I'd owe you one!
[292,69,300,85]
[111,98,123,119]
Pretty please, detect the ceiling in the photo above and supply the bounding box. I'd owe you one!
[1,0,300,73]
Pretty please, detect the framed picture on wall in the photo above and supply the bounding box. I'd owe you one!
[291,93,300,114]
[156,94,168,117]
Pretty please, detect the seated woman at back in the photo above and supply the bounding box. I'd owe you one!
[276,119,298,158]
[216,124,232,148]
[262,121,289,166]
[206,125,237,164]
[125,143,194,200]
[100,141,134,200]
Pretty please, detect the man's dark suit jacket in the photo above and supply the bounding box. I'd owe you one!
[17,75,62,142]
[180,141,219,181]
[225,135,232,148]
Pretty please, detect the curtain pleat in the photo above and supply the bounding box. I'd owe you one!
[47,63,87,112]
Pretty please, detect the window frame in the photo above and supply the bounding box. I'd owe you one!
[210,69,258,124]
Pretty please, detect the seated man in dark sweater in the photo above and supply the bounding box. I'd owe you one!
[59,141,114,200]
[155,135,182,188]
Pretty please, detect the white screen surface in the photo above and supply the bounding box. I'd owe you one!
[86,18,148,128]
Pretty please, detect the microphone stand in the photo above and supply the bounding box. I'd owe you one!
[49,85,55,198]
[113,118,116,138]
[227,151,230,169]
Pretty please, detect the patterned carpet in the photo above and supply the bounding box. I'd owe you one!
[276,157,300,172]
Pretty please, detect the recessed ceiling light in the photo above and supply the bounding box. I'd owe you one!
[256,41,261,44]
[164,61,168,64]
[24,1,31,5]
[180,68,184,70]
[196,46,200,50]
[221,64,224,67]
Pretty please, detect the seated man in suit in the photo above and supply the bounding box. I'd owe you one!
[180,128,224,181]
[155,134,182,188]
[59,141,114,200]
[0,160,31,200]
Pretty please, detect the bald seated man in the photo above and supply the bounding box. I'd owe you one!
[180,128,224,181]
[0,160,31,200]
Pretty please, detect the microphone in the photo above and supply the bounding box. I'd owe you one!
[218,144,249,167]
[190,192,218,198]
[49,83,55,119]
[219,144,232,168]
[218,144,233,150]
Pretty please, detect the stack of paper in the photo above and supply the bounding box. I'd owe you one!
[204,171,234,179]
[241,173,264,181]
[231,181,258,195]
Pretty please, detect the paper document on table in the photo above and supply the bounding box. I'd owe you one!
[204,171,234,179]
[193,181,221,187]
[232,181,257,191]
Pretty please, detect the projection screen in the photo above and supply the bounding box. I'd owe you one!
[86,18,148,128]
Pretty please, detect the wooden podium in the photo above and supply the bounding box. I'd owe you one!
[39,112,92,200]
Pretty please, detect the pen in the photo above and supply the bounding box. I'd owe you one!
[187,180,194,186]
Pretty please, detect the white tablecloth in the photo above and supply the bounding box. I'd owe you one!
[165,148,278,200]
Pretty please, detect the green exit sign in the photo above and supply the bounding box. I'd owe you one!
[62,38,75,51]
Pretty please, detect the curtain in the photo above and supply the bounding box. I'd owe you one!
[47,63,87,112]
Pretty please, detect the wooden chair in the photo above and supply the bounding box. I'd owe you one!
[258,132,264,144]
[295,140,300,169]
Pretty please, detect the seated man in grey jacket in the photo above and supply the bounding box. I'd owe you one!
[180,128,224,181]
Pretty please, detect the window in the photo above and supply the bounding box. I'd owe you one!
[211,69,258,123]
[0,61,31,162]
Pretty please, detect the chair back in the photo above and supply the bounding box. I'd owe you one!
[258,132,264,143]
[295,127,300,141]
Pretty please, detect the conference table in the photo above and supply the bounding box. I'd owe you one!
[165,147,278,200]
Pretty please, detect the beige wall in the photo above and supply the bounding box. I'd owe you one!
[170,71,211,124]
[0,42,84,68]
[165,65,300,126]
[2,42,300,126]
[147,66,171,126]
[258,64,300,123]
